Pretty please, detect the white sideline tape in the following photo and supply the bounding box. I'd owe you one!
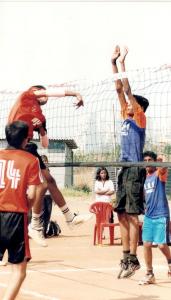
[0,264,169,299]
[0,264,169,275]
[0,283,60,300]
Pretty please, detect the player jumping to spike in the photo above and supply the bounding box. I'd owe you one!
[8,85,91,247]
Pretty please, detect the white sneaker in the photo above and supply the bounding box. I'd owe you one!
[67,213,92,229]
[28,224,48,247]
[138,273,155,285]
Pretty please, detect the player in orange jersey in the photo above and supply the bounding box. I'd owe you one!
[8,85,91,247]
[0,120,42,300]
[111,46,149,279]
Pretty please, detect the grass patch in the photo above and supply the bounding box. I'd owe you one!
[61,185,92,198]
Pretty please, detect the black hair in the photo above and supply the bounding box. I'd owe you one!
[31,85,46,90]
[95,167,109,181]
[24,142,38,156]
[133,94,149,112]
[5,121,29,148]
[143,151,157,161]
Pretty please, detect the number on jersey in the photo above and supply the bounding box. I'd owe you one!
[0,160,21,189]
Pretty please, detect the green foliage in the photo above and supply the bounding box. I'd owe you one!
[73,184,91,194]
[163,144,171,160]
[61,185,92,197]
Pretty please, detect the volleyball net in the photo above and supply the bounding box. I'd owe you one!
[42,66,171,164]
[0,66,171,194]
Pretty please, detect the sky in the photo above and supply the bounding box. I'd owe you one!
[0,1,171,89]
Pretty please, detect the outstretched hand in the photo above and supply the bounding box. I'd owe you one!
[73,93,84,109]
[157,154,166,162]
[119,46,129,63]
[32,118,42,128]
[111,45,120,64]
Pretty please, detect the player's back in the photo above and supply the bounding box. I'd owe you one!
[8,90,45,139]
[0,149,41,213]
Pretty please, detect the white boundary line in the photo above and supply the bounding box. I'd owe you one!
[0,264,169,275]
[0,264,169,299]
[0,283,60,300]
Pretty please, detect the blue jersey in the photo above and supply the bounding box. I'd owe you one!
[144,170,169,218]
[120,118,145,162]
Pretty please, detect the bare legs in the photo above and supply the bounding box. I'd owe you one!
[2,261,27,300]
[118,213,139,255]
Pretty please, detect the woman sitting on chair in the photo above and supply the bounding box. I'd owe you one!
[94,167,115,222]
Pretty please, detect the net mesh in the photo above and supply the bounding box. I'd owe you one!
[0,66,171,195]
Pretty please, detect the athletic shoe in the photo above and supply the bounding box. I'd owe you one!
[28,224,48,247]
[67,213,92,229]
[138,273,156,285]
[122,258,141,278]
[117,259,129,279]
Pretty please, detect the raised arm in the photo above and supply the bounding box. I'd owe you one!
[34,88,84,108]
[156,155,168,182]
[119,46,131,96]
[111,45,127,116]
[119,46,141,112]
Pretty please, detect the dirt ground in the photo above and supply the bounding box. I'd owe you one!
[0,197,171,300]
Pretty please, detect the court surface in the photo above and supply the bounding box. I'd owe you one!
[0,197,171,300]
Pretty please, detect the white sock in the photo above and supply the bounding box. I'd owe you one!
[31,212,43,230]
[60,205,74,222]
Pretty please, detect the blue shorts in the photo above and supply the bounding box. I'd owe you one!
[142,215,170,244]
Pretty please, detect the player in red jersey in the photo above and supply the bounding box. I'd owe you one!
[8,85,91,247]
[8,85,83,147]
[0,120,42,300]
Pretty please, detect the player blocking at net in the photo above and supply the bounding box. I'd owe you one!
[8,85,91,247]
[111,45,149,279]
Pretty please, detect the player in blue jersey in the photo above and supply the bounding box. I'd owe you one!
[138,151,171,285]
[111,45,149,279]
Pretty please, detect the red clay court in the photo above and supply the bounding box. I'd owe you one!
[0,197,171,300]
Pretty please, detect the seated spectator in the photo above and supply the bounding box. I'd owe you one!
[94,167,115,222]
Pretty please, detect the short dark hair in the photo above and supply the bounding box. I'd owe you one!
[143,151,157,161]
[31,85,46,90]
[24,142,38,155]
[133,94,149,112]
[5,121,29,148]
[95,167,109,181]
